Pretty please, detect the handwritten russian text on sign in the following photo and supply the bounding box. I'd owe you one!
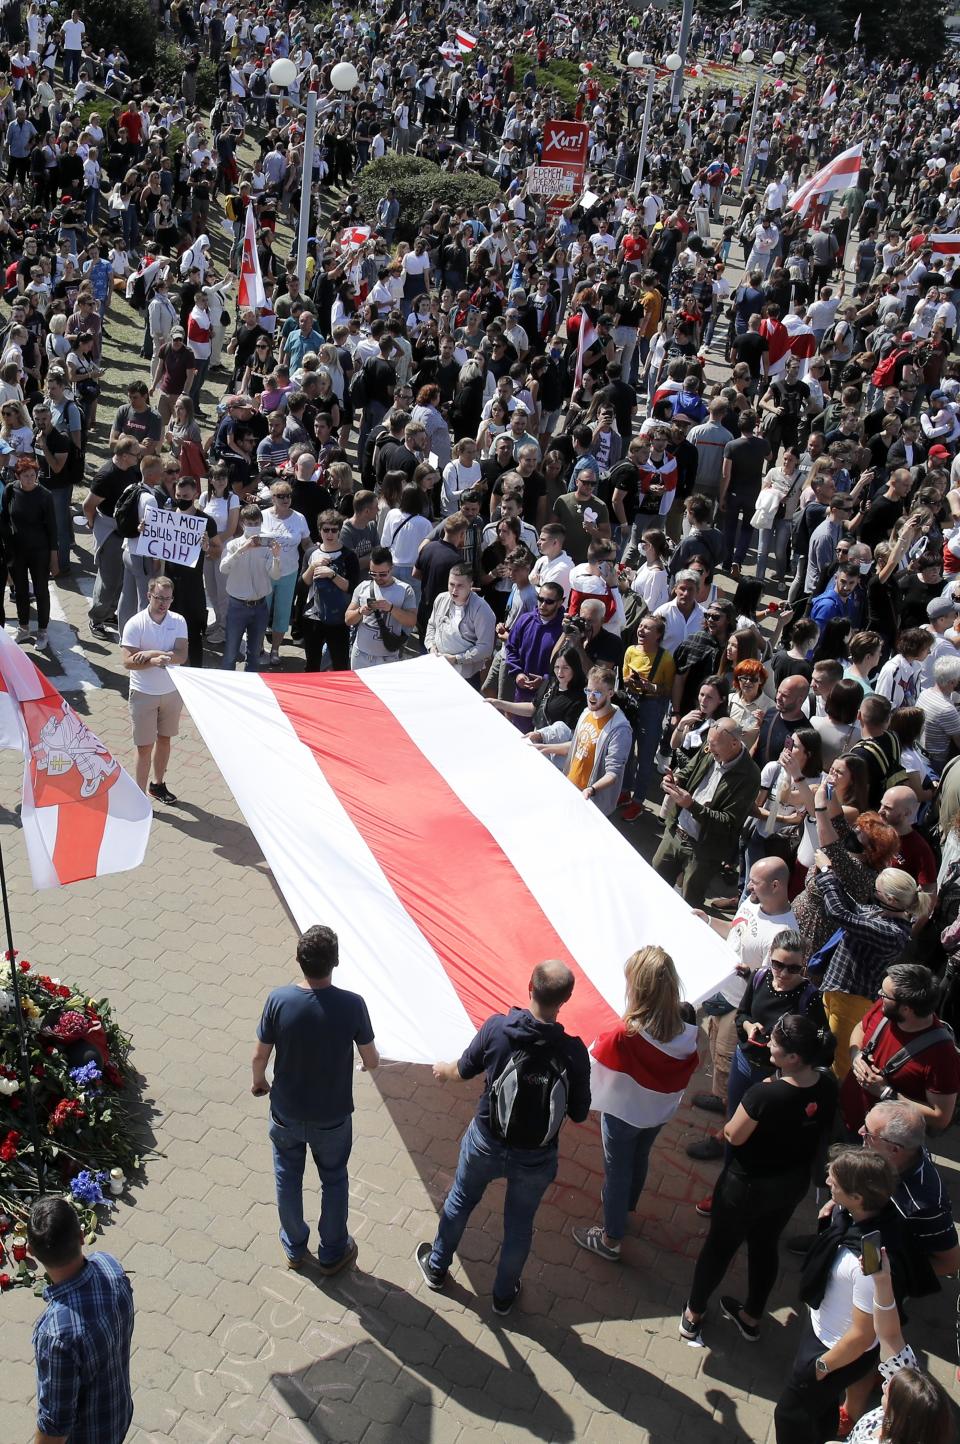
[526,166,578,196]
[135,506,207,568]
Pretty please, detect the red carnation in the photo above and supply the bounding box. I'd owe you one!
[49,1100,84,1132]
[57,986,70,998]
[0,1129,21,1162]
[19,960,29,972]
[52,1012,87,1042]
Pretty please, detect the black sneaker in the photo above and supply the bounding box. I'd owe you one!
[415,1242,447,1291]
[148,781,178,805]
[720,1296,760,1342]
[88,622,112,640]
[492,1281,521,1316]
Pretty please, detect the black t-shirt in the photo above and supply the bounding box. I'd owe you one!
[724,434,770,496]
[770,651,814,687]
[89,460,133,518]
[416,538,461,615]
[363,355,397,407]
[166,512,217,613]
[35,427,71,491]
[730,331,769,379]
[754,708,807,767]
[859,493,905,551]
[732,1072,837,1178]
[896,573,943,631]
[493,467,544,520]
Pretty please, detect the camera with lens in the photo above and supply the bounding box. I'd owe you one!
[561,616,588,636]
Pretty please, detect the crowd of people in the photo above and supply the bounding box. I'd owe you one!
[6,0,960,1440]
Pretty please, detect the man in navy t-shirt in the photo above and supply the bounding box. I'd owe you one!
[416,960,590,1315]
[253,924,379,1273]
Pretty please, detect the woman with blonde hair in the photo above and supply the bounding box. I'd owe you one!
[572,947,699,1260]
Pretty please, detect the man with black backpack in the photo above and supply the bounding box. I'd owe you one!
[416,961,590,1315]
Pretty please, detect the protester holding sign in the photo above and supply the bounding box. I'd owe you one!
[163,478,219,668]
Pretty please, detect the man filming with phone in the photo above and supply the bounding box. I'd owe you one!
[219,503,282,672]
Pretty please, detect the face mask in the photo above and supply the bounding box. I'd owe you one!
[176,497,193,510]
[859,561,871,575]
[847,832,865,855]
[243,525,261,538]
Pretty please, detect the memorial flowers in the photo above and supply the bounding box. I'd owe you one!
[0,957,144,1288]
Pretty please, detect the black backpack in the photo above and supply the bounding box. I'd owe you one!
[114,482,148,539]
[488,1038,568,1149]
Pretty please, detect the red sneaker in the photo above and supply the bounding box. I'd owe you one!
[616,791,632,808]
[695,1195,714,1217]
[621,802,644,822]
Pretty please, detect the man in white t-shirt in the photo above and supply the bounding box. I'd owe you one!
[687,857,797,1156]
[60,9,85,84]
[120,576,188,805]
[530,523,574,600]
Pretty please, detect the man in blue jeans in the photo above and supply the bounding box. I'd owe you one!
[252,925,380,1273]
[417,961,590,1315]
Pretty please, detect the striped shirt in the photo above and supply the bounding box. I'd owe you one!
[813,871,912,998]
[918,686,960,772]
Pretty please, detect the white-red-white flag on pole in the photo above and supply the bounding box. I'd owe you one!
[573,309,597,388]
[0,632,151,889]
[455,27,478,52]
[820,79,837,109]
[788,142,863,218]
[237,202,266,311]
[853,12,862,41]
[393,12,408,31]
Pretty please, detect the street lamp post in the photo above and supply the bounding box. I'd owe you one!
[271,57,360,289]
[740,48,785,195]
[629,52,682,193]
[670,0,694,110]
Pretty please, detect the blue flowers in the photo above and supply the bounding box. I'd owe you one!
[69,1062,102,1088]
[69,1170,108,1207]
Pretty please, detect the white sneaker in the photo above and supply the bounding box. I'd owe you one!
[14,626,29,643]
[35,630,48,649]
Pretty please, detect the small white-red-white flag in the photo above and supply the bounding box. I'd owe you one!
[788,142,863,218]
[573,308,598,388]
[393,13,408,31]
[237,202,266,311]
[819,79,837,109]
[455,26,477,51]
[928,232,960,258]
[853,12,862,41]
[782,313,818,378]
[339,225,372,251]
[0,633,151,889]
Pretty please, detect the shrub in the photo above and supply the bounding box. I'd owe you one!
[80,0,159,73]
[154,41,218,111]
[511,51,617,111]
[356,154,501,241]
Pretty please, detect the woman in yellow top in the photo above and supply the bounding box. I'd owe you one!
[620,613,676,822]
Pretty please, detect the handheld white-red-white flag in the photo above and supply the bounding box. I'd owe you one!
[0,632,151,889]
[237,202,266,310]
[788,143,862,218]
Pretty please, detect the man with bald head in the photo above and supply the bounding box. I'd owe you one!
[878,785,937,894]
[417,961,591,1315]
[654,717,762,907]
[688,858,798,1158]
[753,672,811,766]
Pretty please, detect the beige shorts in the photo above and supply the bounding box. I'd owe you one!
[130,690,183,746]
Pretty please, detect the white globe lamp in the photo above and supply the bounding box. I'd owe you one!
[331,61,360,92]
[627,51,645,69]
[772,50,786,66]
[269,57,297,88]
[665,53,682,72]
[741,48,755,65]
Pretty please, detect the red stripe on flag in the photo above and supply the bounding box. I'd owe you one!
[51,788,109,886]
[263,674,616,1043]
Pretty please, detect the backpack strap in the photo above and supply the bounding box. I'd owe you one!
[878,1022,956,1079]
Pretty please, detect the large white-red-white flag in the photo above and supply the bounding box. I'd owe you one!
[788,142,863,218]
[237,202,266,311]
[0,632,151,889]
[172,658,737,1063]
[929,232,960,260]
[782,313,818,378]
[819,80,837,109]
[455,26,478,51]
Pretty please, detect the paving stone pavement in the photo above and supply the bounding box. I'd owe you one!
[0,535,958,1444]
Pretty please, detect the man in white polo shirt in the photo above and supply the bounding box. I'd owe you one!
[121,576,188,806]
